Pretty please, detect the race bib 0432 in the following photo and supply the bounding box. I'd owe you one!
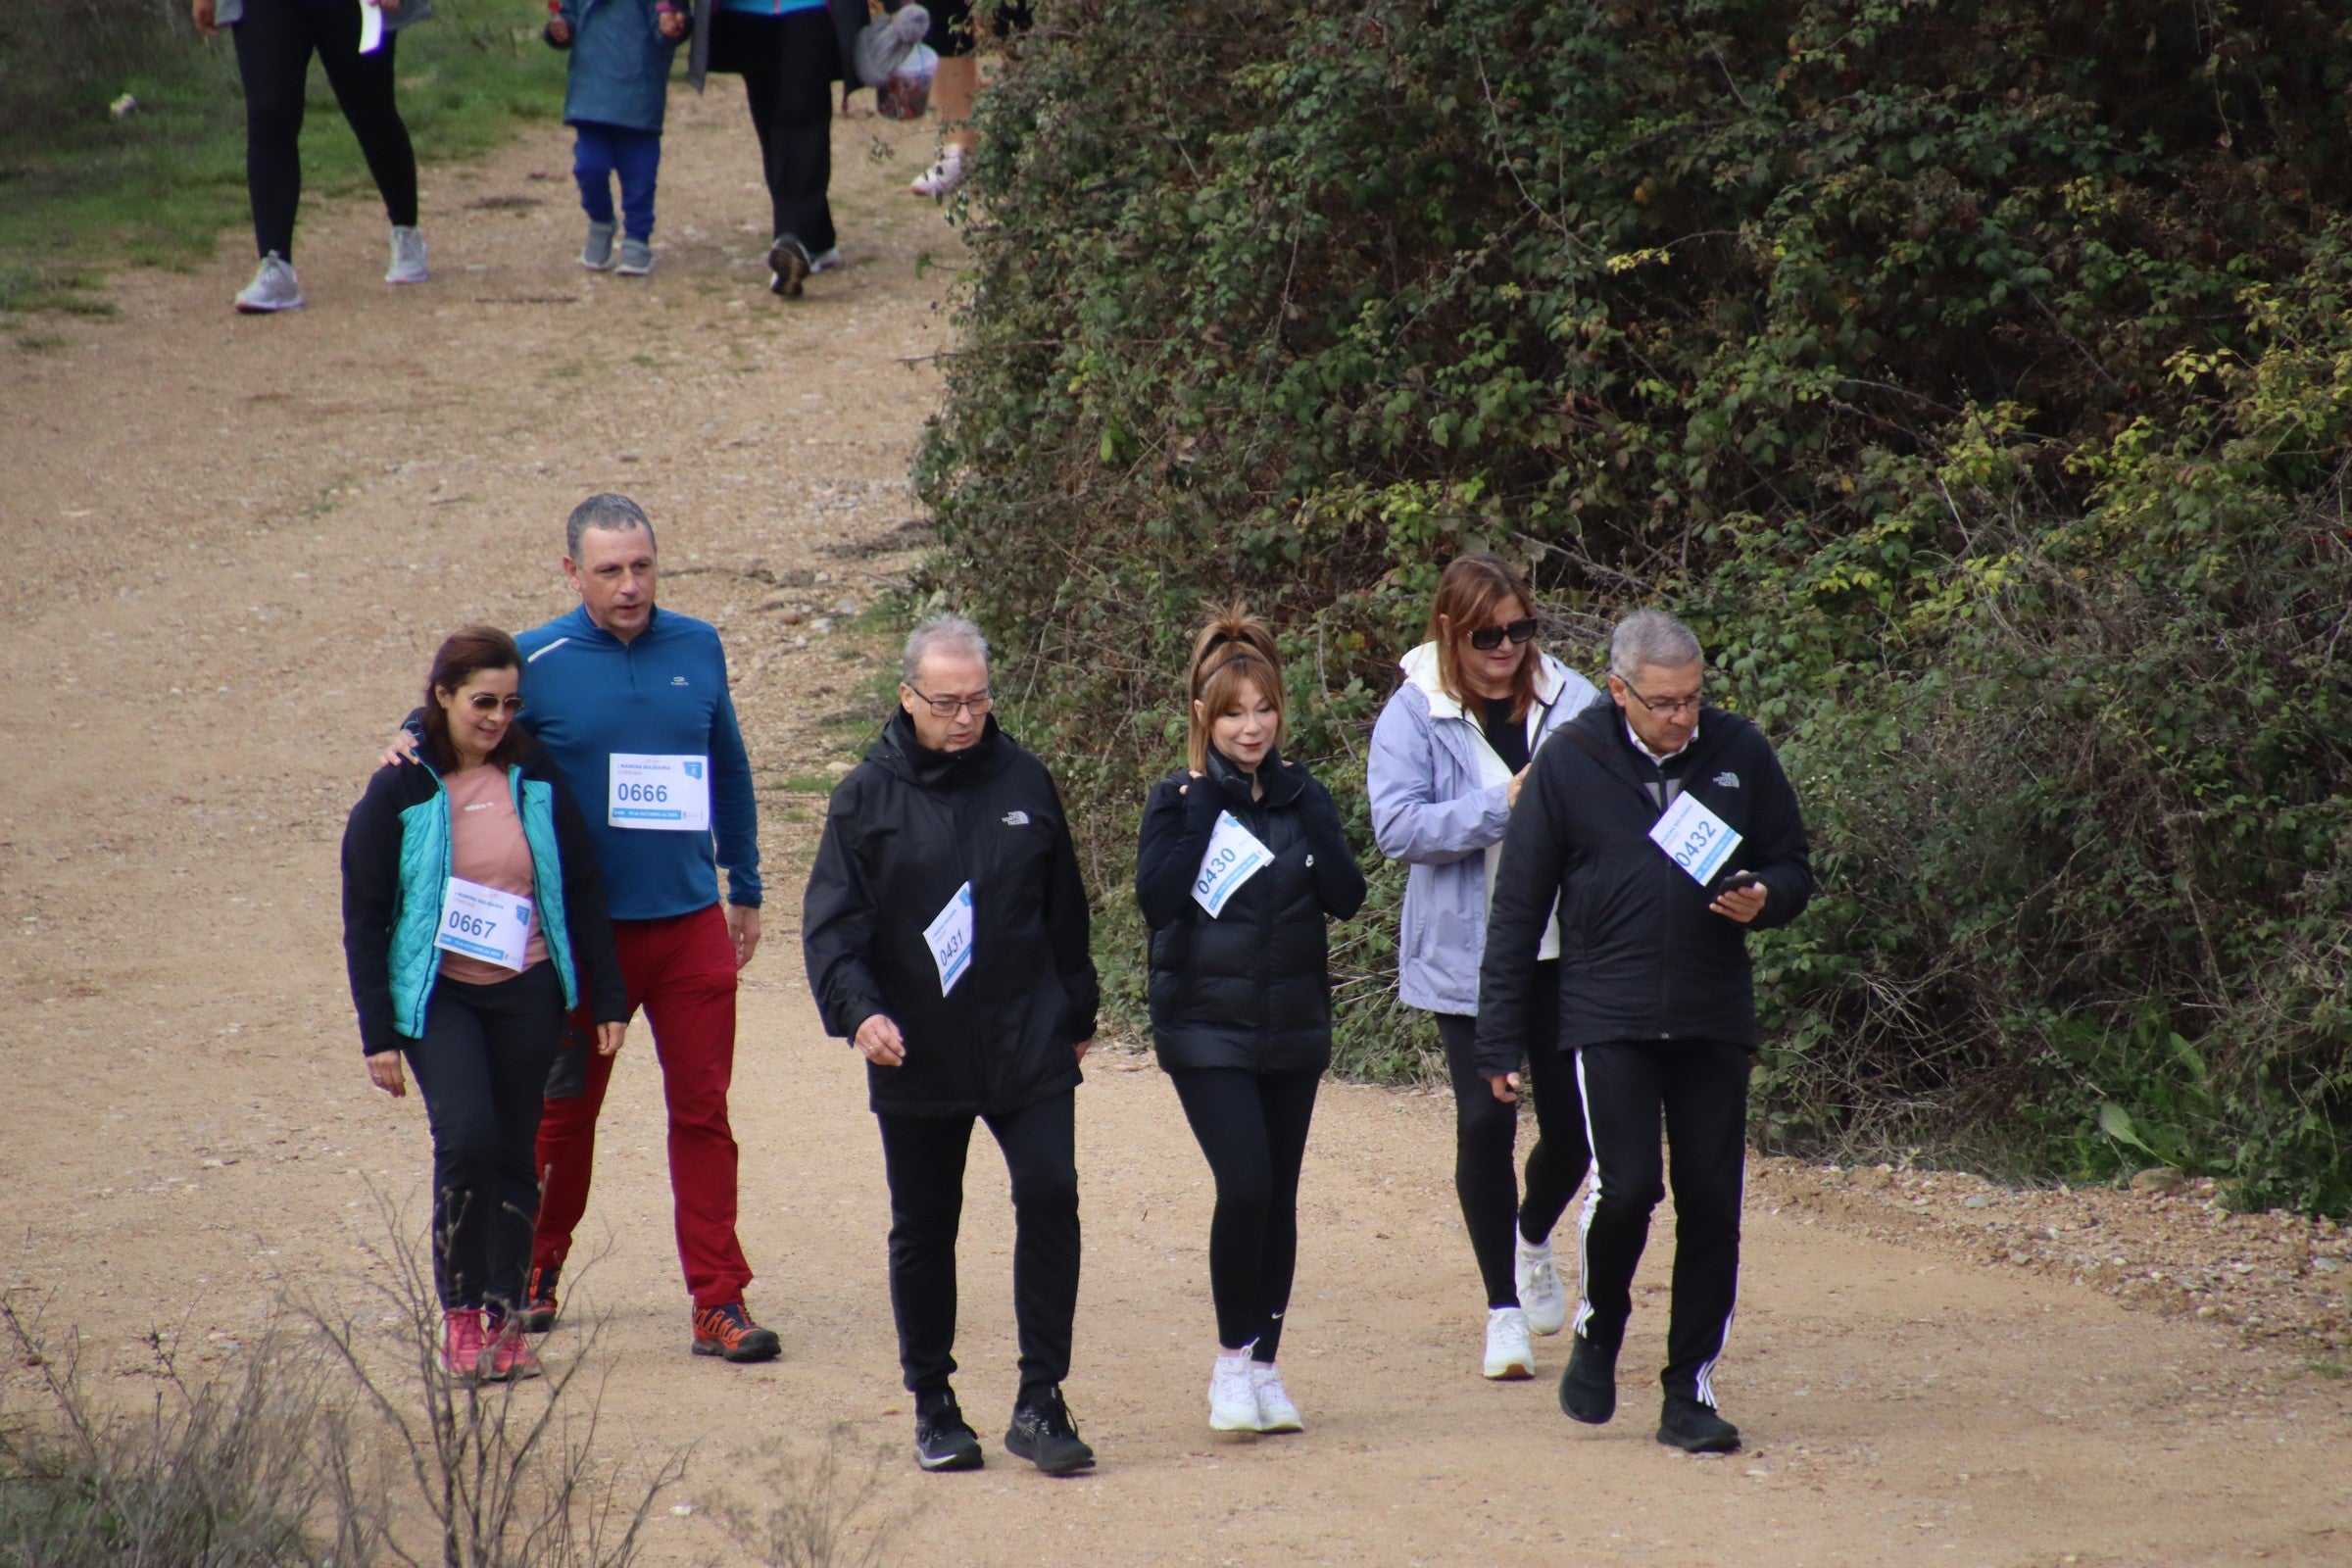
[609,753,711,833]
[1648,792,1742,885]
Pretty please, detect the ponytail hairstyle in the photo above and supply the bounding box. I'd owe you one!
[1185,603,1286,774]
[1428,551,1541,721]
[419,625,527,772]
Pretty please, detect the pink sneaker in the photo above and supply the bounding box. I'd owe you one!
[485,1317,543,1381]
[440,1307,489,1380]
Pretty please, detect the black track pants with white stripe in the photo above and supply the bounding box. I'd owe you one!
[1572,1040,1752,1406]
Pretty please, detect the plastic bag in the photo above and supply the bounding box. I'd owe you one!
[875,42,938,122]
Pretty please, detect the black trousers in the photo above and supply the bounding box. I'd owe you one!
[1433,960,1589,1308]
[231,0,418,260]
[711,8,838,255]
[877,1090,1078,1405]
[402,962,564,1312]
[1573,1039,1752,1406]
[1167,1066,1320,1362]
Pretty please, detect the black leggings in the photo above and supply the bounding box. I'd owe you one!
[401,962,563,1312]
[713,7,837,254]
[231,0,418,261]
[1434,961,1589,1307]
[1168,1067,1320,1362]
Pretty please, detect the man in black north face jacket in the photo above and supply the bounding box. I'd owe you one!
[801,616,1100,1477]
[1476,610,1812,1456]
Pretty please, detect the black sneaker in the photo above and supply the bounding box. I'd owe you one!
[913,1390,983,1472]
[1558,1334,1618,1425]
[1657,1393,1740,1453]
[767,234,811,299]
[1004,1386,1096,1475]
[516,1263,560,1335]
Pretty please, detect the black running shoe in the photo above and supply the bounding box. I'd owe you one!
[1558,1334,1618,1425]
[913,1390,984,1472]
[516,1264,560,1335]
[1004,1387,1096,1475]
[1656,1393,1740,1453]
[767,234,811,299]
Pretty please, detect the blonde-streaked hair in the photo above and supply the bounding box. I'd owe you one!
[1427,552,1540,721]
[1185,604,1285,773]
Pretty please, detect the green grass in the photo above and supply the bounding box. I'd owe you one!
[0,2,564,313]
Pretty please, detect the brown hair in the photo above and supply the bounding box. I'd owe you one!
[419,625,528,773]
[1427,552,1540,721]
[1185,604,1285,774]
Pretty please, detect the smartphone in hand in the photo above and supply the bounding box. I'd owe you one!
[1718,870,1765,893]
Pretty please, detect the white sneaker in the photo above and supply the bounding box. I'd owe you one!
[1483,1306,1535,1381]
[1250,1364,1303,1433]
[910,146,966,198]
[386,224,428,284]
[233,252,304,314]
[808,246,843,274]
[1515,1235,1568,1336]
[1208,1350,1257,1432]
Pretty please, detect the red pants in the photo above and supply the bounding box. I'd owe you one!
[531,904,754,1308]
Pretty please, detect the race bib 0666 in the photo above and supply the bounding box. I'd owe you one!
[609,753,711,833]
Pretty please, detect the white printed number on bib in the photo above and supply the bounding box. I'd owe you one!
[1649,792,1743,885]
[1193,811,1275,918]
[608,754,711,833]
[924,882,975,996]
[435,876,534,972]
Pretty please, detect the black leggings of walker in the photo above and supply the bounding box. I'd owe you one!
[231,0,418,260]
[1168,1066,1320,1362]
[401,962,564,1313]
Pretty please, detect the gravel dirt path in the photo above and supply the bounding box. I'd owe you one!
[2,88,2348,1568]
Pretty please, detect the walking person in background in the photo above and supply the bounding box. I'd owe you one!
[191,0,431,312]
[1367,553,1600,1383]
[1478,609,1813,1453]
[1136,608,1367,1435]
[698,0,866,296]
[342,627,626,1382]
[906,0,1031,199]
[545,0,690,277]
[803,616,1102,1476]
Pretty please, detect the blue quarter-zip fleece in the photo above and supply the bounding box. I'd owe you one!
[515,604,762,920]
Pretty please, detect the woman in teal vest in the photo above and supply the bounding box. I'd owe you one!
[341,626,626,1381]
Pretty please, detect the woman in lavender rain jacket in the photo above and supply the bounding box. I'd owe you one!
[1366,553,1600,1383]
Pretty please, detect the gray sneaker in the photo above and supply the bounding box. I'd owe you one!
[385,224,428,284]
[615,236,653,276]
[233,252,304,314]
[580,220,617,271]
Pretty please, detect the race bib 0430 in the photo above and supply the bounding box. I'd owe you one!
[434,876,534,972]
[1648,792,1742,885]
[1193,811,1275,918]
[609,753,710,833]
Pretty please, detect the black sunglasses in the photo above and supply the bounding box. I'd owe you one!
[1467,617,1539,652]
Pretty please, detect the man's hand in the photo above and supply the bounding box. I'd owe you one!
[1709,872,1768,924]
[1487,1070,1520,1104]
[368,1052,407,1097]
[1506,765,1529,809]
[726,905,761,970]
[1074,1038,1094,1063]
[855,1013,906,1066]
[596,1021,626,1055]
[381,729,419,768]
[191,0,220,37]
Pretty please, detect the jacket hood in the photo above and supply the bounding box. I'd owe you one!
[869,708,1009,788]
[1398,641,1574,722]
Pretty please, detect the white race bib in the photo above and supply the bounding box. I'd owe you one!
[1192,811,1275,918]
[608,753,710,832]
[434,875,534,971]
[358,0,383,54]
[1649,792,1742,885]
[924,882,975,995]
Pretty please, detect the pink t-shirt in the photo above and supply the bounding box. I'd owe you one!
[439,765,552,984]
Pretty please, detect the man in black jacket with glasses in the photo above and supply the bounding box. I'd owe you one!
[1476,609,1812,1455]
[802,614,1100,1476]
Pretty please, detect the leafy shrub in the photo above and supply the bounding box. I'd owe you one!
[917,0,2352,1207]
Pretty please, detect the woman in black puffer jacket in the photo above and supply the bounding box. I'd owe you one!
[1135,607,1366,1437]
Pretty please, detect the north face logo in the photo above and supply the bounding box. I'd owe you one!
[1714,772,1740,789]
[1002,810,1031,826]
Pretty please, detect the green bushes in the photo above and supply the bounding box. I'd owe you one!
[917,0,2352,1207]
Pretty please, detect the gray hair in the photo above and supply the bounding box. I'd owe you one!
[1609,609,1703,681]
[902,614,991,684]
[564,493,658,560]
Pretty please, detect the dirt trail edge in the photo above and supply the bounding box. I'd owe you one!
[4,92,2349,1568]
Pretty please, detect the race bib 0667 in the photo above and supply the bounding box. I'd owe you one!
[434,876,534,972]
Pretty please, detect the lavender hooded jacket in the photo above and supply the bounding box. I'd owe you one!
[1367,643,1600,1017]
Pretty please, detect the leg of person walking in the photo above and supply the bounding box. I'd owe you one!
[730,8,836,292]
[528,938,649,1305]
[1436,1011,1520,1311]
[876,1110,977,1398]
[1557,1041,1667,1426]
[611,129,662,243]
[406,982,506,1378]
[1170,1067,1279,1432]
[1658,1041,1752,1425]
[982,1090,1079,1406]
[471,965,564,1318]
[227,0,312,310]
[1245,1068,1319,1366]
[573,122,621,268]
[307,2,424,283]
[1512,969,1585,1340]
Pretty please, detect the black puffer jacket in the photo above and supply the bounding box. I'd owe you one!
[1135,746,1368,1074]
[802,711,1099,1118]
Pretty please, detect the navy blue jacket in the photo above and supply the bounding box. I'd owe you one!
[550,0,681,133]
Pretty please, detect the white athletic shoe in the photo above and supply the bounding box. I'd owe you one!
[233,252,304,314]
[1515,1235,1568,1336]
[1208,1350,1258,1432]
[808,246,843,274]
[1250,1364,1303,1433]
[910,145,966,198]
[1483,1306,1536,1381]
[386,224,428,284]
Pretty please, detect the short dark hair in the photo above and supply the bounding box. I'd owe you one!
[564,493,657,560]
[419,625,528,772]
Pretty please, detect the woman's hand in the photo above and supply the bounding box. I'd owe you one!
[191,0,220,38]
[368,1053,407,1098]
[1506,765,1529,809]
[596,1021,626,1055]
[376,0,400,13]
[1487,1070,1519,1104]
[1073,1037,1093,1063]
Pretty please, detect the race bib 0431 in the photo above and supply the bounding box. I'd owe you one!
[609,753,711,833]
[1648,792,1742,885]
[924,882,975,996]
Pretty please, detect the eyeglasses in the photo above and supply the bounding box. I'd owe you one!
[906,683,994,718]
[464,694,525,715]
[1619,680,1702,719]
[1467,617,1539,652]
